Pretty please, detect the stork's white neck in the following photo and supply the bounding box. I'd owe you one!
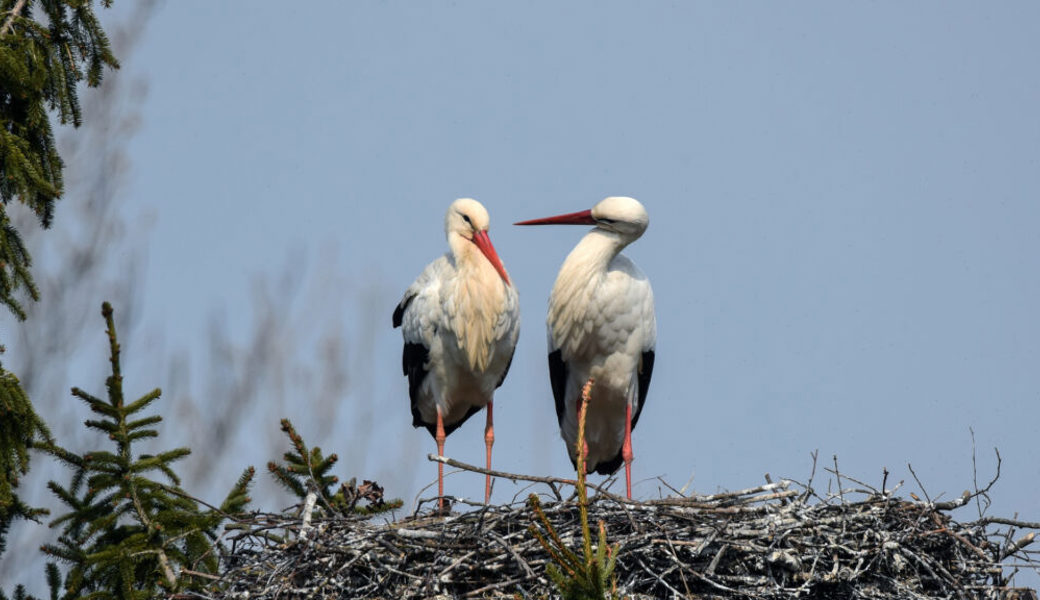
[563,228,634,276]
[548,228,635,357]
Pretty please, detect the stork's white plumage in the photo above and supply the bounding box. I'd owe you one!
[393,199,520,509]
[516,196,656,499]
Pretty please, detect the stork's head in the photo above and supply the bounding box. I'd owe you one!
[591,196,649,238]
[515,196,649,242]
[445,198,511,285]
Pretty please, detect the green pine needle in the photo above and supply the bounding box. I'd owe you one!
[527,379,623,600]
[30,303,254,597]
[268,419,402,517]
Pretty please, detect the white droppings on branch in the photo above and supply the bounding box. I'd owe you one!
[297,489,317,542]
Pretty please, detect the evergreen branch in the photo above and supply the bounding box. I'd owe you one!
[123,390,162,416]
[0,0,28,37]
[45,481,83,515]
[0,359,51,550]
[528,496,582,575]
[266,462,307,498]
[130,455,174,474]
[100,303,119,375]
[40,540,84,566]
[528,523,578,579]
[79,451,119,469]
[268,419,400,517]
[124,415,163,432]
[70,387,104,408]
[38,303,255,595]
[0,212,39,319]
[82,419,118,434]
[45,562,60,600]
[125,429,158,442]
[157,463,181,487]
[151,448,191,465]
[151,479,249,522]
[125,458,176,590]
[526,379,622,600]
[220,467,255,515]
[0,0,121,335]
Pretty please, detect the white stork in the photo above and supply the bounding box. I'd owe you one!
[393,198,520,508]
[515,196,656,499]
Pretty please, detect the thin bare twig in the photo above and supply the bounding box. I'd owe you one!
[213,457,1040,599]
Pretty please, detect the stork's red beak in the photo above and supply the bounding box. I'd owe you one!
[514,209,596,226]
[472,230,511,285]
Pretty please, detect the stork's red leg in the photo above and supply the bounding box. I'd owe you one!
[484,401,494,504]
[436,408,446,511]
[622,403,634,499]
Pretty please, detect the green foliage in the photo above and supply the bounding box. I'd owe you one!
[528,379,621,600]
[0,357,51,554]
[1,0,119,322]
[2,0,120,588]
[268,418,402,516]
[0,583,43,600]
[0,214,38,320]
[36,303,254,599]
[529,497,620,600]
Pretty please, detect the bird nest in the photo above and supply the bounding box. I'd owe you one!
[211,455,1038,600]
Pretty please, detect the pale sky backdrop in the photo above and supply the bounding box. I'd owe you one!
[18,0,1040,587]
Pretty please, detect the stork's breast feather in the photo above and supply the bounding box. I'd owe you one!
[444,259,518,374]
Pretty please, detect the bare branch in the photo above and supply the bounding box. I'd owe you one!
[216,459,1040,599]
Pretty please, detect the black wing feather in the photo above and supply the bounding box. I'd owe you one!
[392,293,416,328]
[631,350,655,429]
[403,342,431,431]
[548,349,568,429]
[397,293,442,436]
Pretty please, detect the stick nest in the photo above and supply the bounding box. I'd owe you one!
[212,461,1038,600]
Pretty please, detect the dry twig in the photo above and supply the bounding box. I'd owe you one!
[213,458,1039,600]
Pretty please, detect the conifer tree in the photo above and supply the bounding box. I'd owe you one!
[1,350,52,600]
[0,364,50,548]
[1,0,118,321]
[0,0,120,572]
[38,303,254,598]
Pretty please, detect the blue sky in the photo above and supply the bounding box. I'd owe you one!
[45,0,1040,582]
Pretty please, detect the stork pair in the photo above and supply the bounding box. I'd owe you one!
[393,197,656,508]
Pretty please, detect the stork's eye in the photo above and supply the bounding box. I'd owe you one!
[598,217,616,225]
[461,213,473,226]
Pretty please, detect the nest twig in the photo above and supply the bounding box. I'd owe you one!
[211,455,1038,600]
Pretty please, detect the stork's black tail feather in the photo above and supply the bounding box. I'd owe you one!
[566,448,625,476]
